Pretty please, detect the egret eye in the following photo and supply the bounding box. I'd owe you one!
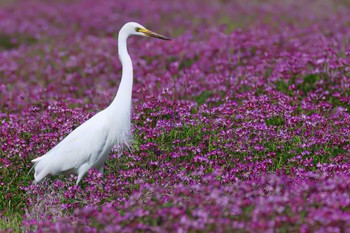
[135,27,141,32]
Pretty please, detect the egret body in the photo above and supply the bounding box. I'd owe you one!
[31,22,170,185]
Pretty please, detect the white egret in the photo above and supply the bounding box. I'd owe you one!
[31,22,170,186]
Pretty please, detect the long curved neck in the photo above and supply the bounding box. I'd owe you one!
[109,31,133,114]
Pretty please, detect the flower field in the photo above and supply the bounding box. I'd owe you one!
[0,0,349,232]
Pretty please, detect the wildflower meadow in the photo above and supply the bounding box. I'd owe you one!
[0,0,349,232]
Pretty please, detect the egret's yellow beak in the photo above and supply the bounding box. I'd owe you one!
[139,28,171,40]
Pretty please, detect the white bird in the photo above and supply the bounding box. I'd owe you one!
[31,22,170,186]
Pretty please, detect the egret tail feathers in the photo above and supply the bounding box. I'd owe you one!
[31,155,52,184]
[33,166,50,184]
[31,156,43,163]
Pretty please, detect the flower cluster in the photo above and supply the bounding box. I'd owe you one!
[24,169,350,232]
[0,0,349,232]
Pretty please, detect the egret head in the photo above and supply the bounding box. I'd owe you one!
[122,22,171,40]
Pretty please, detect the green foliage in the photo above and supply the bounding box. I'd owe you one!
[275,79,293,96]
[0,212,23,232]
[194,90,212,105]
[0,146,33,223]
[218,16,238,33]
[265,115,285,127]
[299,74,321,94]
[179,58,195,70]
[0,34,37,50]
[0,34,15,49]
[328,94,350,113]
[275,74,322,97]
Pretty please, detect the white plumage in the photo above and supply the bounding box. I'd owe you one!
[31,22,170,186]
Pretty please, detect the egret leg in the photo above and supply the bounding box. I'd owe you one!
[98,164,104,175]
[76,164,90,186]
